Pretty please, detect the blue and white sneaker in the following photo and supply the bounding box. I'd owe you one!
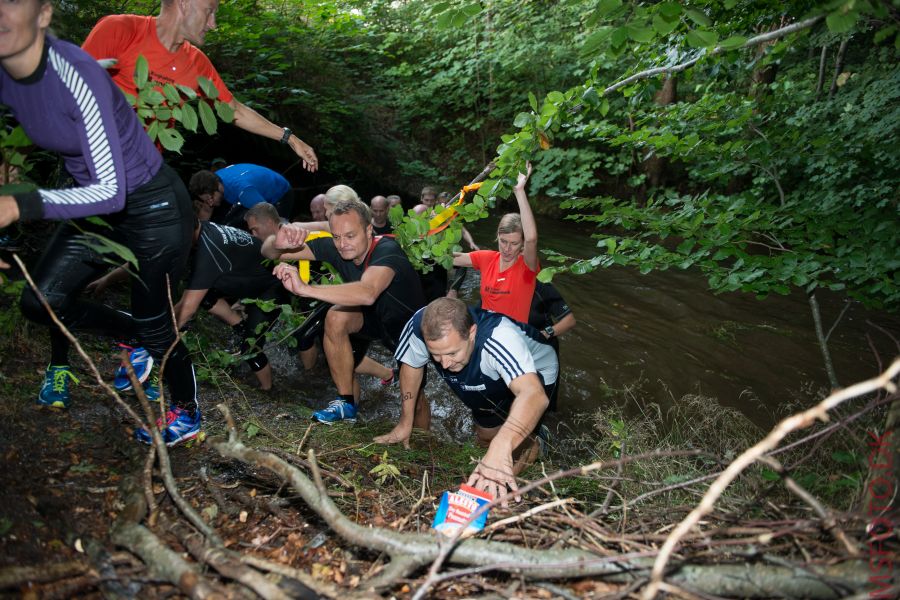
[141,377,161,402]
[114,345,154,392]
[36,365,79,409]
[134,406,201,447]
[312,399,357,424]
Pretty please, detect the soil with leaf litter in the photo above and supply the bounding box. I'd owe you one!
[0,311,616,599]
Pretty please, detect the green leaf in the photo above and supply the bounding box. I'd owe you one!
[1,126,31,148]
[245,422,260,439]
[461,2,481,17]
[156,127,184,153]
[626,23,655,43]
[610,26,629,50]
[198,101,217,135]
[684,8,711,28]
[176,84,197,100]
[436,10,454,29]
[826,9,858,33]
[76,232,138,268]
[600,98,610,117]
[652,13,678,36]
[84,216,113,230]
[513,112,532,128]
[582,27,613,55]
[657,2,682,20]
[596,0,622,18]
[180,103,199,132]
[134,55,149,89]
[718,35,747,50]
[162,84,181,105]
[582,86,600,106]
[451,11,468,28]
[873,25,897,45]
[145,119,160,142]
[215,100,234,123]
[528,91,538,112]
[831,451,860,465]
[760,469,780,481]
[687,29,718,48]
[197,76,219,100]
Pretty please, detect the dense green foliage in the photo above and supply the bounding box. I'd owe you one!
[8,1,900,311]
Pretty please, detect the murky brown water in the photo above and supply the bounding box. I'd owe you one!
[271,214,899,439]
[457,215,900,427]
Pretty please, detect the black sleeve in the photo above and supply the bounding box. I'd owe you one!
[367,240,405,275]
[542,283,572,323]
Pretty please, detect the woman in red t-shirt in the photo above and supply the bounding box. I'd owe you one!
[453,162,539,323]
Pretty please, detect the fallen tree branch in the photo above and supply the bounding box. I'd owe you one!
[0,561,92,589]
[643,358,900,599]
[211,404,876,597]
[111,474,226,599]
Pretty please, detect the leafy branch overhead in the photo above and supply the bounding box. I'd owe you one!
[423,1,898,311]
[126,55,235,153]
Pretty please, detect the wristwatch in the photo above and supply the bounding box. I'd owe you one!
[279,127,292,144]
[543,325,555,338]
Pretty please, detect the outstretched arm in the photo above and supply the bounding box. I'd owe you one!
[373,363,425,448]
[175,289,208,328]
[230,100,318,172]
[513,161,539,272]
[261,224,316,260]
[452,251,474,267]
[467,372,549,503]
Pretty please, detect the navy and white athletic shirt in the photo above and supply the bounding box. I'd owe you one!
[395,307,559,425]
[0,36,162,221]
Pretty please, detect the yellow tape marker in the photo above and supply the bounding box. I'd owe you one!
[296,230,332,283]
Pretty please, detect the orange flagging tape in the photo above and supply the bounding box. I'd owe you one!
[426,182,483,236]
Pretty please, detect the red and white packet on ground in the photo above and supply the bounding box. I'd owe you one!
[431,484,493,537]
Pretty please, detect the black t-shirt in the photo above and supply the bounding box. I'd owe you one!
[187,222,277,297]
[307,235,426,336]
[372,222,393,236]
[529,281,572,352]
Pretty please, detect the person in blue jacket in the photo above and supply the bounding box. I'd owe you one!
[189,163,294,226]
[0,0,200,446]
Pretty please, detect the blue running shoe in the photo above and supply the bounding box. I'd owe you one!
[36,365,79,409]
[141,377,161,402]
[312,399,357,424]
[114,346,154,392]
[135,406,201,447]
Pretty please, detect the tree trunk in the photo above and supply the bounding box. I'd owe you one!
[642,75,677,189]
[808,291,840,389]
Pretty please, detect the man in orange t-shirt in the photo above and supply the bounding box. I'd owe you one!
[83,0,318,172]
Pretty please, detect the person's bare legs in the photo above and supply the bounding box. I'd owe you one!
[322,306,363,396]
[209,297,242,326]
[254,364,273,391]
[299,345,318,371]
[356,355,392,380]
